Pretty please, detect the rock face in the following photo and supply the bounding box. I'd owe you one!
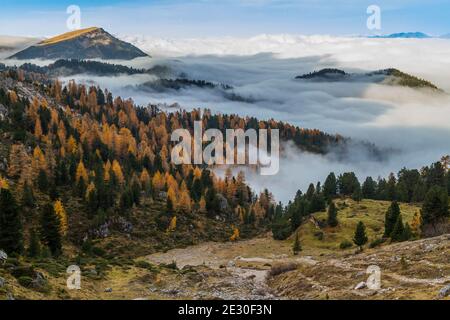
[355,282,367,290]
[9,27,149,60]
[0,250,7,263]
[439,284,450,298]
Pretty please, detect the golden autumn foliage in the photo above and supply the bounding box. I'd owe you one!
[411,212,423,237]
[67,136,78,154]
[230,227,240,242]
[34,118,43,139]
[54,200,68,236]
[176,182,191,213]
[140,169,151,191]
[198,196,207,214]
[112,160,125,185]
[75,160,88,183]
[0,175,9,189]
[152,171,165,192]
[167,186,178,208]
[167,216,177,233]
[104,160,112,182]
[85,182,96,200]
[31,146,47,177]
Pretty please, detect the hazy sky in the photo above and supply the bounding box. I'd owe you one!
[1,0,449,37]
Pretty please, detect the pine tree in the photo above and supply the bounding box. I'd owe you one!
[353,221,368,250]
[327,202,339,227]
[421,186,449,228]
[384,201,400,237]
[362,177,377,199]
[292,232,302,255]
[402,223,413,242]
[37,169,49,191]
[352,184,362,202]
[21,182,35,208]
[40,204,62,257]
[323,172,337,201]
[391,214,405,242]
[27,228,41,258]
[0,188,23,254]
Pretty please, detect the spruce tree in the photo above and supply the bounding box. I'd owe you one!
[40,204,62,257]
[353,221,368,250]
[37,169,49,191]
[391,214,405,242]
[21,182,35,208]
[402,223,413,241]
[362,177,377,199]
[352,184,362,202]
[384,201,400,237]
[292,232,302,255]
[27,228,41,258]
[421,186,449,227]
[327,202,338,227]
[323,172,337,201]
[0,188,23,254]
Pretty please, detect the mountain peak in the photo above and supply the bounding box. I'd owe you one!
[38,27,102,46]
[9,27,149,60]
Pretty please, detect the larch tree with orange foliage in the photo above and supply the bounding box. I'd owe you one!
[54,200,68,236]
[112,160,125,186]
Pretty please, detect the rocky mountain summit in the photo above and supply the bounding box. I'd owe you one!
[8,27,149,60]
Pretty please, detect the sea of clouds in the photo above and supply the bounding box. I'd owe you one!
[2,34,450,202]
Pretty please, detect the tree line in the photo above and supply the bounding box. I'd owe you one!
[273,158,450,242]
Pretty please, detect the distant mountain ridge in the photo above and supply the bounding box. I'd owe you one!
[296,68,441,91]
[8,27,149,60]
[369,32,431,39]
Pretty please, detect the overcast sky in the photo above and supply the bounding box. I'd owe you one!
[1,0,449,38]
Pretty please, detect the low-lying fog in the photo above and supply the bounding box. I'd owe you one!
[2,35,450,202]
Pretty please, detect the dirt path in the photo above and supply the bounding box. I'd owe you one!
[142,234,450,300]
[144,235,297,299]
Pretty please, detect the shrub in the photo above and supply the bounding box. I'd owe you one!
[135,260,152,269]
[17,276,33,288]
[339,240,353,249]
[164,261,178,270]
[267,262,298,278]
[11,266,35,278]
[92,246,106,257]
[369,237,385,248]
[314,231,324,241]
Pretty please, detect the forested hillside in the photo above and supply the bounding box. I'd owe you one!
[0,66,360,261]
